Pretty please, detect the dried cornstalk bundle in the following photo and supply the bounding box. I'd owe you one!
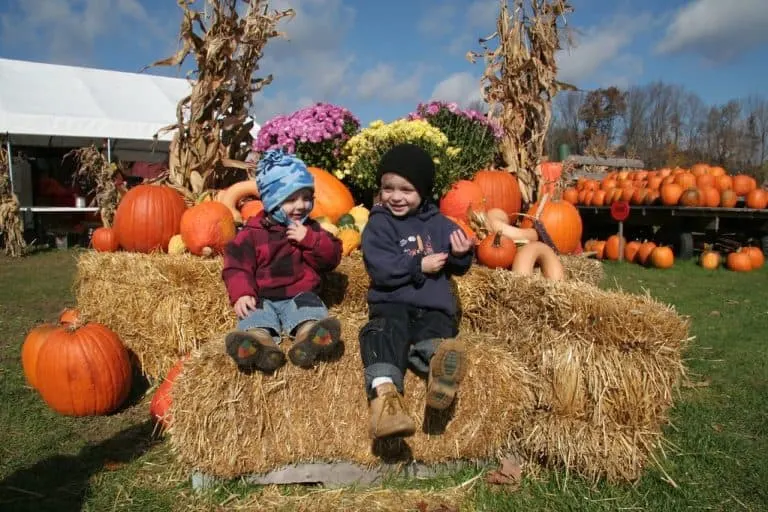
[0,145,27,257]
[468,0,574,205]
[65,145,121,227]
[149,0,294,202]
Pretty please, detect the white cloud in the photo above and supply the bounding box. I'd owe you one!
[0,0,173,66]
[355,63,424,102]
[418,3,458,37]
[555,13,652,86]
[655,0,768,62]
[429,72,483,106]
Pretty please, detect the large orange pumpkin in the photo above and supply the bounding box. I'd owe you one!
[472,170,522,219]
[307,167,355,224]
[520,200,583,254]
[21,323,57,389]
[439,180,486,222]
[113,184,187,253]
[180,201,237,256]
[35,322,133,416]
[91,227,119,252]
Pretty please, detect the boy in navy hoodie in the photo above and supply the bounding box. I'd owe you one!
[359,143,475,439]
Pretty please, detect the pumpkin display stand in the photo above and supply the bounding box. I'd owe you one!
[74,250,688,483]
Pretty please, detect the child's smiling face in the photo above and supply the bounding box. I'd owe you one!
[380,173,421,217]
[280,187,314,222]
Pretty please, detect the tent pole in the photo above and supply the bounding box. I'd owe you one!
[5,136,15,196]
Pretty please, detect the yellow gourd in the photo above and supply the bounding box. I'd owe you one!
[337,228,361,256]
[167,234,187,255]
[347,204,370,226]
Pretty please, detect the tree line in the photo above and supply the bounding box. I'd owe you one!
[544,82,768,182]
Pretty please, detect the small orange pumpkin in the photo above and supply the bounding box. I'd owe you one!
[180,201,237,257]
[604,234,626,261]
[742,246,765,269]
[720,189,738,208]
[726,250,752,272]
[59,308,80,326]
[699,250,720,270]
[745,189,768,209]
[476,231,517,269]
[679,188,701,207]
[150,357,187,430]
[91,227,119,252]
[624,241,641,263]
[636,241,657,266]
[650,246,675,269]
[660,183,684,206]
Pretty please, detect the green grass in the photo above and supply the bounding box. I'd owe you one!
[1,250,766,511]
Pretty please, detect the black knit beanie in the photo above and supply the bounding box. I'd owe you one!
[376,143,436,201]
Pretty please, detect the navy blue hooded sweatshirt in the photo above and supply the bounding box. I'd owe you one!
[361,202,474,315]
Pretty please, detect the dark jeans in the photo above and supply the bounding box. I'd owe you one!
[359,302,458,399]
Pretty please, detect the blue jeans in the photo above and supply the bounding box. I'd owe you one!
[237,292,329,344]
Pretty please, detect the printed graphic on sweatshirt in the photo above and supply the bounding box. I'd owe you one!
[399,233,434,256]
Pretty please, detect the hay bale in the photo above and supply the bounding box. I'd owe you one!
[169,314,538,479]
[75,252,237,378]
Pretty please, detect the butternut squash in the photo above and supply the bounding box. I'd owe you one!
[484,208,538,242]
[511,241,564,281]
[218,180,259,224]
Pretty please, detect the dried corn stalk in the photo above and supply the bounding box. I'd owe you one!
[468,0,574,205]
[0,143,27,257]
[149,0,294,202]
[65,145,121,227]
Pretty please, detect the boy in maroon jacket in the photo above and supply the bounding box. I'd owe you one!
[222,149,343,373]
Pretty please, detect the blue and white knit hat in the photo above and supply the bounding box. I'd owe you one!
[255,149,314,225]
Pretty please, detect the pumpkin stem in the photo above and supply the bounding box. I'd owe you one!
[492,231,504,247]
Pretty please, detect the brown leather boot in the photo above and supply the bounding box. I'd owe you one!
[369,382,416,439]
[426,338,467,410]
[288,317,341,368]
[225,328,285,373]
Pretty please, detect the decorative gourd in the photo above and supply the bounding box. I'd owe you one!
[520,199,583,254]
[219,181,260,224]
[318,221,340,236]
[337,228,361,256]
[347,204,371,226]
[337,214,357,230]
[699,249,720,270]
[742,246,765,269]
[34,321,133,416]
[180,202,237,257]
[650,246,675,269]
[439,180,486,223]
[240,199,264,221]
[476,231,517,269]
[307,167,355,224]
[446,216,476,242]
[150,358,186,430]
[726,250,752,272]
[472,170,522,218]
[113,184,187,253]
[21,323,57,389]
[91,227,119,252]
[167,234,187,255]
[511,241,564,280]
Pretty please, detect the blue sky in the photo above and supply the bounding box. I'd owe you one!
[1,0,767,127]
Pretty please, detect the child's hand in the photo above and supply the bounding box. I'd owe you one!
[422,253,448,274]
[450,229,474,256]
[286,221,308,243]
[234,295,258,319]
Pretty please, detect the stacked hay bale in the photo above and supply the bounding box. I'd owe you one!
[74,251,687,482]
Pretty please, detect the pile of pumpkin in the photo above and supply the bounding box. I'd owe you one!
[584,236,765,272]
[564,163,767,209]
[88,167,365,257]
[585,237,676,269]
[434,170,583,276]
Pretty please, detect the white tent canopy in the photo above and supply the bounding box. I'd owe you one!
[0,57,260,162]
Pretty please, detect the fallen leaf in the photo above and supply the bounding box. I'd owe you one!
[416,501,429,512]
[682,378,711,388]
[485,457,523,488]
[712,424,723,432]
[103,460,125,471]
[708,310,721,316]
